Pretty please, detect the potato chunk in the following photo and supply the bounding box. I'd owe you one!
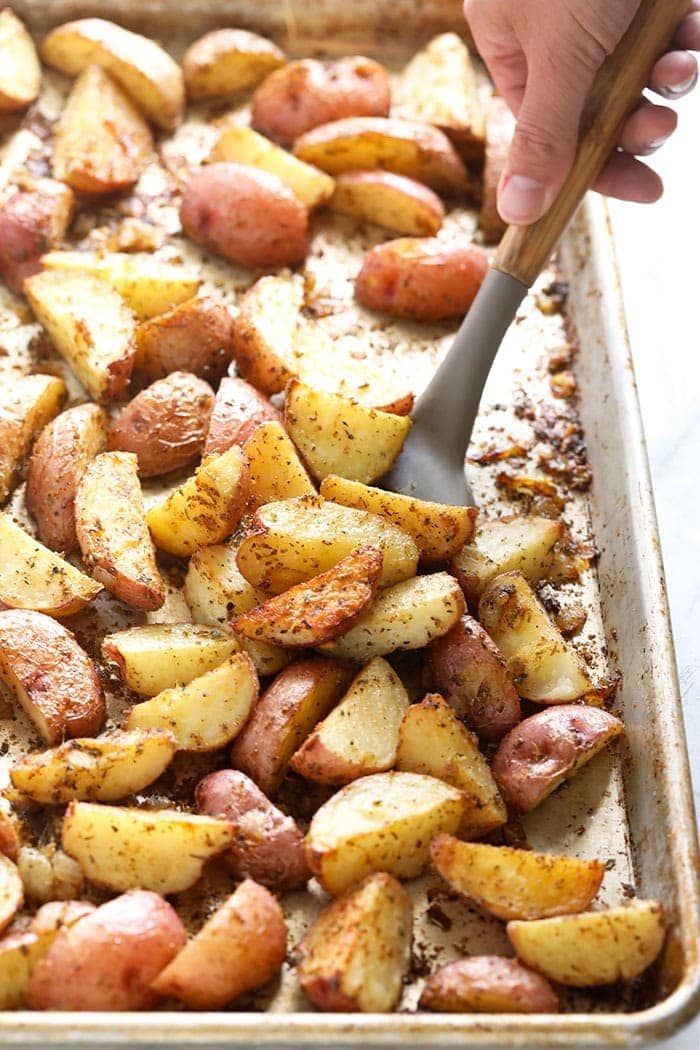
[328,170,444,236]
[507,901,665,986]
[204,376,283,455]
[305,771,466,895]
[184,28,285,100]
[0,854,23,935]
[102,623,238,697]
[212,125,334,208]
[0,374,66,505]
[0,178,74,296]
[420,956,559,1014]
[135,295,232,381]
[243,420,316,511]
[298,873,411,1012]
[431,836,604,921]
[0,9,41,111]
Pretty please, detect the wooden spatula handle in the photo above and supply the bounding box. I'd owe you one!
[494,0,688,287]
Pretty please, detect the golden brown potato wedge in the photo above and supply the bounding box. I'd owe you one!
[320,475,476,563]
[298,872,411,1012]
[0,373,66,505]
[52,64,153,194]
[420,956,559,1014]
[431,837,604,921]
[480,96,515,243]
[236,495,419,594]
[0,854,23,934]
[243,420,316,511]
[184,28,285,100]
[395,694,506,839]
[231,656,353,797]
[16,844,84,905]
[0,609,105,744]
[329,170,445,235]
[26,403,108,553]
[305,771,466,895]
[135,295,232,382]
[0,178,74,296]
[102,623,238,697]
[41,17,185,129]
[478,572,591,702]
[204,376,283,455]
[25,270,136,403]
[290,656,408,785]
[320,571,465,663]
[10,729,176,804]
[0,516,102,618]
[0,805,20,862]
[507,901,665,986]
[0,9,41,111]
[61,802,234,894]
[150,880,287,1009]
[492,705,624,813]
[124,652,258,752]
[76,451,164,611]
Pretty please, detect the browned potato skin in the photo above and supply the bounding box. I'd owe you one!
[183,28,285,100]
[480,96,515,244]
[204,376,283,456]
[0,811,21,861]
[26,403,108,553]
[356,237,489,322]
[329,171,445,236]
[0,179,74,297]
[419,956,559,1014]
[180,163,308,269]
[492,705,624,813]
[0,374,66,506]
[135,296,234,385]
[252,57,391,146]
[0,609,106,744]
[429,614,521,741]
[108,372,214,477]
[195,769,309,892]
[27,890,187,1011]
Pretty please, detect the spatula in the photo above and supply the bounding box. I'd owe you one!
[384,0,687,504]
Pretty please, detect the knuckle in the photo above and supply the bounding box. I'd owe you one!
[511,117,569,165]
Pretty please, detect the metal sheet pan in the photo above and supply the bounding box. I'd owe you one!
[0,1,698,1045]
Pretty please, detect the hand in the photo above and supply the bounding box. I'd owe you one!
[464,0,700,223]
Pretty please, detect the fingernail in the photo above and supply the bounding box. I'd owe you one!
[498,174,551,224]
[645,132,672,153]
[660,68,698,97]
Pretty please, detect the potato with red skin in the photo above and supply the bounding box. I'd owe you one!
[429,614,521,741]
[0,179,74,297]
[204,376,283,456]
[356,237,489,322]
[108,372,214,478]
[195,769,309,892]
[0,809,20,862]
[252,56,390,146]
[492,705,624,813]
[135,296,234,384]
[329,171,444,236]
[419,956,559,1014]
[480,96,516,244]
[27,890,187,1011]
[180,163,308,269]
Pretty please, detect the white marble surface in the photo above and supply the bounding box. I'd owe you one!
[608,83,700,1049]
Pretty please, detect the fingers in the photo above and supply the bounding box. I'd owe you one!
[592,153,663,203]
[674,9,700,51]
[649,50,698,98]
[619,101,678,156]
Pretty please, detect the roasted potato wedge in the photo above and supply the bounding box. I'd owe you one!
[231,656,352,797]
[102,623,237,697]
[0,517,102,618]
[328,170,444,235]
[26,403,108,553]
[211,125,334,209]
[124,652,258,752]
[41,17,185,129]
[420,956,559,1014]
[52,64,153,194]
[135,295,232,382]
[429,614,521,740]
[320,571,465,663]
[243,420,316,511]
[76,451,164,611]
[150,880,287,1009]
[196,769,308,892]
[184,28,285,100]
[0,179,74,296]
[298,872,411,1012]
[507,901,665,986]
[478,572,592,702]
[205,376,283,455]
[0,9,41,111]
[16,844,84,904]
[320,475,476,563]
[0,854,23,934]
[0,373,66,505]
[395,694,506,839]
[10,729,177,805]
[0,609,105,744]
[146,445,248,556]
[236,495,419,594]
[431,837,604,921]
[305,771,466,895]
[480,96,515,243]
[492,705,624,813]
[290,656,408,784]
[62,802,234,893]
[0,806,20,862]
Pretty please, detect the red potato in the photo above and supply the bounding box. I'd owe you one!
[329,171,445,236]
[480,96,516,244]
[356,237,489,321]
[204,376,283,456]
[419,956,559,1014]
[135,296,234,384]
[108,372,214,477]
[150,879,287,1009]
[429,614,521,741]
[0,179,74,296]
[492,705,625,813]
[180,163,309,269]
[195,769,309,892]
[27,890,187,1011]
[183,28,285,100]
[0,809,20,862]
[252,56,391,146]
